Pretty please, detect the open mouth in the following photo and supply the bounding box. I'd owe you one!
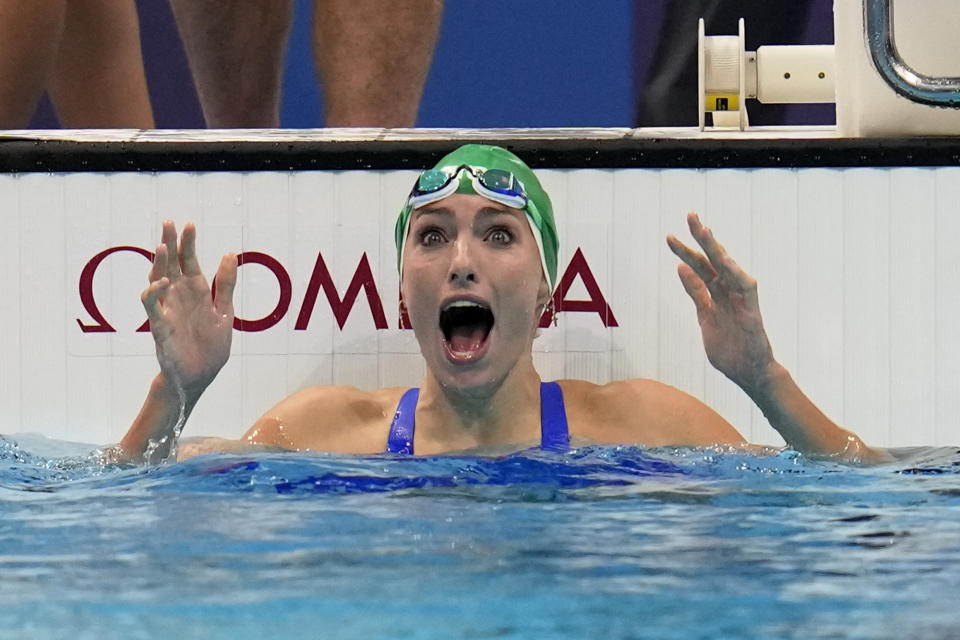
[439,301,495,361]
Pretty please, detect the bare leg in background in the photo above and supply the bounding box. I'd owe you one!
[0,0,153,129]
[49,0,154,128]
[313,0,443,127]
[169,0,293,128]
[171,0,442,128]
[0,1,66,128]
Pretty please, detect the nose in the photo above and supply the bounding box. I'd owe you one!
[448,237,477,284]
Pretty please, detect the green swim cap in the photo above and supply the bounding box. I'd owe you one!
[395,144,559,291]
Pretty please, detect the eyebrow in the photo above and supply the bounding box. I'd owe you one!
[412,206,452,220]
[477,206,524,220]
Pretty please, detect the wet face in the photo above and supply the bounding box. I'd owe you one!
[401,193,550,393]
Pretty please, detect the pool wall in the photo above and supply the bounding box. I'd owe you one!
[1,133,957,448]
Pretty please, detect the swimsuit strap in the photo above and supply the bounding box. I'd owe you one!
[385,382,569,455]
[386,388,419,454]
[539,381,570,452]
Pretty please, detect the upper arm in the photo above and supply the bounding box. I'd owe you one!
[176,436,284,461]
[576,378,746,447]
[241,386,389,453]
[640,379,746,446]
[241,386,340,449]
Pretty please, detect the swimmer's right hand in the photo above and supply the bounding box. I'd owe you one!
[140,221,237,399]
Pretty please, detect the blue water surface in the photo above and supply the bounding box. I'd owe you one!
[1,435,959,640]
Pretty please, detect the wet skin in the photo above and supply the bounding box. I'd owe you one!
[120,195,889,463]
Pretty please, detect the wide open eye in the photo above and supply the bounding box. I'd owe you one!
[420,229,446,247]
[487,228,514,245]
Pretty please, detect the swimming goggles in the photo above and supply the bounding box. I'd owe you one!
[406,164,529,211]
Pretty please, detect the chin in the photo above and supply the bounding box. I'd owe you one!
[427,351,495,391]
[433,342,532,398]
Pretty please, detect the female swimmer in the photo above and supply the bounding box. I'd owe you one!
[115,144,889,464]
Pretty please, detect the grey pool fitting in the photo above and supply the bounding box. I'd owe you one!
[864,0,960,107]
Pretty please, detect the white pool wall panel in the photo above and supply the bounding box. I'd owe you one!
[2,166,958,448]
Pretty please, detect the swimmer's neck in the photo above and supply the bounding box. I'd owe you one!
[416,358,543,450]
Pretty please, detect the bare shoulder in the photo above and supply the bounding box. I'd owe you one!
[242,385,408,454]
[557,378,746,447]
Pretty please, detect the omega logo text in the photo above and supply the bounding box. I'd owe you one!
[77,246,617,333]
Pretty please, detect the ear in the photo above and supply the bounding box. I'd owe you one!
[536,278,552,311]
[398,279,414,330]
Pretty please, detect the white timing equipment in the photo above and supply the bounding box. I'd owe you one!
[697,1,960,135]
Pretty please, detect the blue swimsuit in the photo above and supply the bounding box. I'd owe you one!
[386,381,570,455]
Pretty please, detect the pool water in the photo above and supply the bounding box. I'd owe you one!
[1,435,959,639]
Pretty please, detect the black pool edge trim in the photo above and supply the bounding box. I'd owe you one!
[1,137,959,172]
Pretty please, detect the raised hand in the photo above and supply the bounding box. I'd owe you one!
[141,221,237,399]
[666,213,775,394]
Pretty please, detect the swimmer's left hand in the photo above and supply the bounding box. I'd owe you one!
[667,213,891,463]
[666,213,776,395]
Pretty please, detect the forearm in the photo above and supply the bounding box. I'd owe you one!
[113,373,199,464]
[746,362,892,464]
